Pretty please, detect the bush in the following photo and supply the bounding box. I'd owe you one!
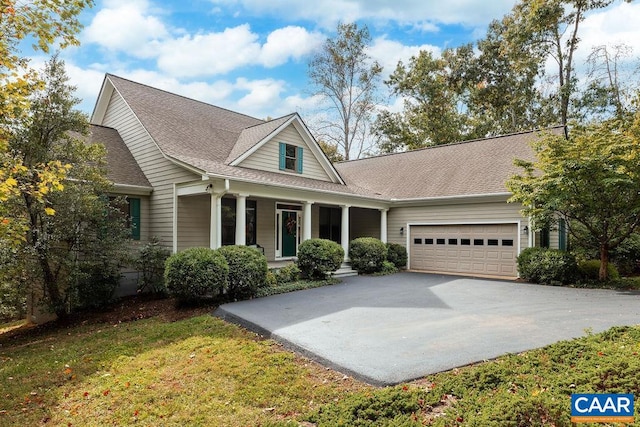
[517,247,578,285]
[164,247,228,302]
[0,248,27,321]
[297,239,344,279]
[265,271,278,287]
[377,260,398,276]
[578,259,620,281]
[74,261,121,310]
[274,263,301,284]
[611,233,640,276]
[386,243,407,268]
[349,237,387,274]
[135,237,171,295]
[217,245,268,300]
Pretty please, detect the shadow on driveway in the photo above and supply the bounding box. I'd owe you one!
[214,272,640,386]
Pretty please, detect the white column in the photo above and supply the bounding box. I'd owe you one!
[303,201,313,242]
[209,193,217,249]
[341,205,350,261]
[172,184,178,253]
[235,194,247,245]
[215,196,223,248]
[380,208,388,243]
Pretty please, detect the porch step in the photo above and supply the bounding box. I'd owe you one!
[332,262,358,278]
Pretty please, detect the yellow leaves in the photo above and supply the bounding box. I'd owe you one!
[44,207,55,216]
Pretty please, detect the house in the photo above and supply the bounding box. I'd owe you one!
[90,74,565,280]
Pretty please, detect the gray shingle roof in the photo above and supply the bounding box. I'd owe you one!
[334,127,566,199]
[88,124,152,188]
[226,114,295,164]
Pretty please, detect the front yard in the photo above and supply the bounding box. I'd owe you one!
[1,296,639,426]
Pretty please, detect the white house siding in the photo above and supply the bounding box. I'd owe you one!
[350,208,381,240]
[238,124,332,182]
[100,90,199,248]
[256,198,276,260]
[387,201,530,249]
[177,195,210,251]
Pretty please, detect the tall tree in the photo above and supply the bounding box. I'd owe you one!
[3,57,131,318]
[502,0,615,126]
[308,23,382,160]
[374,47,479,152]
[507,115,640,281]
[1,0,93,246]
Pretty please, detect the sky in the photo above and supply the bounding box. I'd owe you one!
[24,0,640,121]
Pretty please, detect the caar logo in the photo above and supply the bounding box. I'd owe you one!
[571,394,635,423]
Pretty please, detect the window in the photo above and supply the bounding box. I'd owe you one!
[502,239,514,246]
[488,239,499,246]
[448,238,458,245]
[436,238,445,245]
[221,197,257,246]
[319,207,341,243]
[474,239,484,246]
[461,239,471,245]
[279,142,303,173]
[128,197,141,240]
[414,238,422,244]
[425,238,434,244]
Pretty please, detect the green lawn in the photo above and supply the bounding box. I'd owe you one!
[2,303,639,426]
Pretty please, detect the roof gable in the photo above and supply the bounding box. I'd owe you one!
[226,114,294,164]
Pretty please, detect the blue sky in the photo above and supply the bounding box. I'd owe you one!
[26,0,640,121]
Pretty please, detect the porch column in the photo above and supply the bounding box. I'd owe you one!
[341,205,350,261]
[303,201,313,242]
[216,196,223,248]
[235,194,248,245]
[172,184,178,253]
[209,193,220,249]
[380,208,388,243]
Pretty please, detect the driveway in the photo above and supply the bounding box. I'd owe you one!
[214,272,640,386]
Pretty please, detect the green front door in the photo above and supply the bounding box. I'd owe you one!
[281,210,298,257]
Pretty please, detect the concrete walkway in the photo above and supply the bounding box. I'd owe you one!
[214,272,640,386]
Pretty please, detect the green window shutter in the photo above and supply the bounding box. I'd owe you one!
[129,198,141,240]
[559,219,567,251]
[297,146,303,173]
[279,142,286,170]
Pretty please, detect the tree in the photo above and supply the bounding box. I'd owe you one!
[308,23,382,160]
[1,0,94,246]
[317,140,345,163]
[2,57,131,318]
[502,0,615,126]
[507,116,640,281]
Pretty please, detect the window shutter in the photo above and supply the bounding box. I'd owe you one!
[297,146,303,173]
[559,219,567,251]
[279,142,286,170]
[130,198,141,240]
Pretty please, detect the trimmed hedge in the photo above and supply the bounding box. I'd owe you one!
[349,237,387,274]
[217,245,268,299]
[297,238,344,279]
[386,243,407,268]
[578,259,620,281]
[274,263,301,284]
[164,247,229,302]
[517,247,578,285]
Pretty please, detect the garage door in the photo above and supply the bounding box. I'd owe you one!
[409,224,518,277]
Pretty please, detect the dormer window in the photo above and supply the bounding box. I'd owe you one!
[279,142,303,173]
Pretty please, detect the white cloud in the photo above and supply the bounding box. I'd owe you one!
[367,36,441,78]
[156,25,261,77]
[259,26,324,67]
[83,0,168,58]
[235,78,286,115]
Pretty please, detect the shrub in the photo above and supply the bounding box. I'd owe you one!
[135,237,171,295]
[164,247,228,302]
[297,239,344,279]
[377,260,398,275]
[264,271,278,287]
[349,237,387,274]
[74,261,121,310]
[578,259,620,281]
[386,243,407,268]
[216,245,268,299]
[611,233,640,276]
[517,247,578,285]
[274,263,301,284]
[0,247,27,321]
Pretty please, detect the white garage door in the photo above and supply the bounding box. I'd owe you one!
[409,224,518,277]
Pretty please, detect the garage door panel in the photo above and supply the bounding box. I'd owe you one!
[410,224,517,278]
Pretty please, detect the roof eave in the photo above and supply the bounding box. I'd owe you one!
[390,192,512,206]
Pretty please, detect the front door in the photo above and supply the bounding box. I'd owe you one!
[281,210,298,257]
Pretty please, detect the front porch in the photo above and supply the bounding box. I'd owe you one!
[173,179,389,262]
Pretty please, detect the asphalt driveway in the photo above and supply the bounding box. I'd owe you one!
[214,272,640,385]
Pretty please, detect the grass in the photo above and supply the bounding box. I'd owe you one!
[0,313,368,426]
